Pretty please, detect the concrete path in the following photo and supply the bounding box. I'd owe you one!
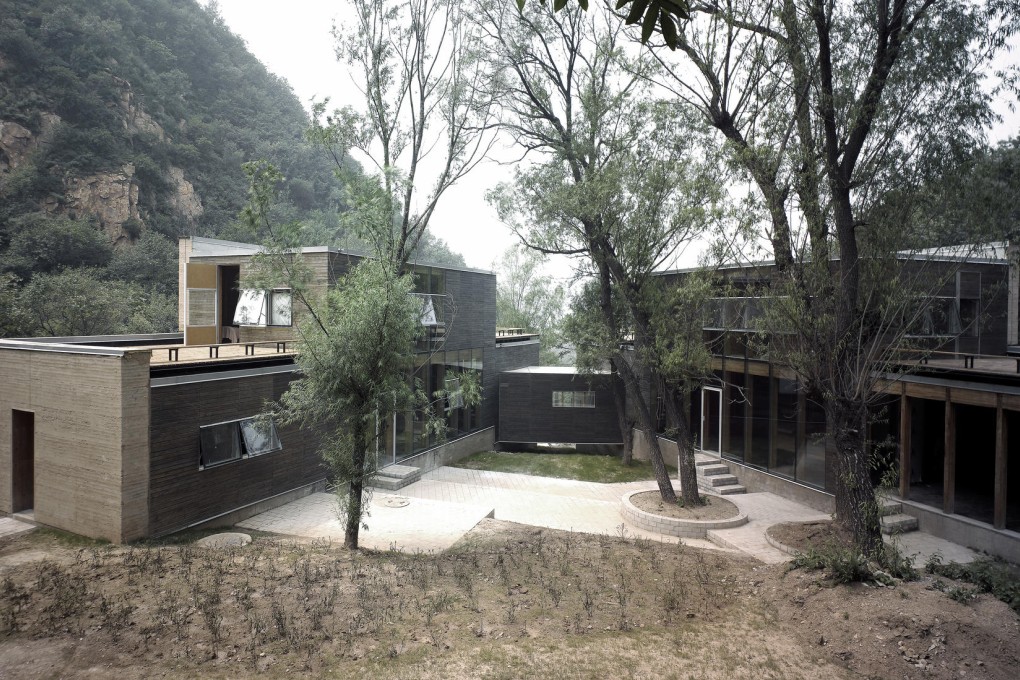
[237,491,495,553]
[0,517,34,540]
[237,466,981,566]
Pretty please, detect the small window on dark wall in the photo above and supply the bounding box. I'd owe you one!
[200,418,282,468]
[552,390,596,408]
[240,417,282,456]
[199,421,242,467]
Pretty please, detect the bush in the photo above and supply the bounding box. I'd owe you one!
[926,555,1020,614]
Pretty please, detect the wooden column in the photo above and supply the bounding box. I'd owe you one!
[899,391,911,500]
[994,398,1008,529]
[944,390,956,515]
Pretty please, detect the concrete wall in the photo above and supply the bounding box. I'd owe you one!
[0,345,151,542]
[901,497,1020,564]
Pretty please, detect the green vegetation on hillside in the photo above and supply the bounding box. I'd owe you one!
[0,0,465,337]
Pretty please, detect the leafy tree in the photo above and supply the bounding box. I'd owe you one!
[481,3,723,504]
[106,230,179,297]
[633,0,1020,554]
[0,213,112,281]
[494,245,566,365]
[15,267,173,337]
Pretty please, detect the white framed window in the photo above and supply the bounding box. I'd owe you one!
[552,390,595,408]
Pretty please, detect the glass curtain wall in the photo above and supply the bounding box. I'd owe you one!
[706,360,830,490]
[388,346,484,463]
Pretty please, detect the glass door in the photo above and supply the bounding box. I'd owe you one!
[701,387,722,454]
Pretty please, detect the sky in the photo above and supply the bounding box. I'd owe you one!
[206,0,529,276]
[205,0,1018,281]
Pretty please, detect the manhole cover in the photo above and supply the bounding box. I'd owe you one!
[194,532,252,548]
[381,497,410,508]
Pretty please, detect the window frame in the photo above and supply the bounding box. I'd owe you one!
[552,390,596,408]
[198,417,283,469]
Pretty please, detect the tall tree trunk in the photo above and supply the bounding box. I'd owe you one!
[614,350,677,504]
[661,379,702,506]
[829,398,882,557]
[611,359,634,465]
[344,419,368,550]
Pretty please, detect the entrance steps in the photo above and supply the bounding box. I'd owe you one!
[695,454,746,495]
[367,464,422,491]
[879,497,919,535]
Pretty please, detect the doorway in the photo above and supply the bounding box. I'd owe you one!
[11,409,34,512]
[701,387,722,454]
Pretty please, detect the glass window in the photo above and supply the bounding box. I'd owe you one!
[798,398,827,487]
[199,421,242,467]
[234,289,267,325]
[268,290,292,326]
[552,391,595,408]
[748,374,771,468]
[774,379,798,478]
[725,372,745,462]
[240,418,282,456]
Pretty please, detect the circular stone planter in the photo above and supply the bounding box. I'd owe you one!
[620,490,747,539]
[764,527,801,556]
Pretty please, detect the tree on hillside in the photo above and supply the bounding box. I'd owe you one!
[480,3,723,504]
[629,0,1020,555]
[494,245,566,365]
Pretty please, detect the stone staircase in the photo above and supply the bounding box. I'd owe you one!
[879,497,919,535]
[366,464,422,491]
[695,453,746,495]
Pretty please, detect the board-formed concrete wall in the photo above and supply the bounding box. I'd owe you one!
[0,344,151,542]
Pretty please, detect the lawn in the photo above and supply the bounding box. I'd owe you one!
[451,450,658,483]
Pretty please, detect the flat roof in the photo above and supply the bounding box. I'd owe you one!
[504,366,610,375]
[187,236,495,275]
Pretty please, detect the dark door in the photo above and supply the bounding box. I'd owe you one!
[701,388,722,454]
[11,410,34,512]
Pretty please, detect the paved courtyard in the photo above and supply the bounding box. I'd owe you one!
[238,466,980,565]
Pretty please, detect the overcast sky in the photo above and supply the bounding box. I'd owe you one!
[206,1,1018,279]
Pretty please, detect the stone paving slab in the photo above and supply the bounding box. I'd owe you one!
[236,468,981,566]
[237,491,495,553]
[0,517,34,540]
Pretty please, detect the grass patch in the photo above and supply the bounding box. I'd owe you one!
[451,450,657,483]
[31,527,110,548]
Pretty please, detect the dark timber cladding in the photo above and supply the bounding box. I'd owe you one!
[148,368,324,535]
[498,368,623,444]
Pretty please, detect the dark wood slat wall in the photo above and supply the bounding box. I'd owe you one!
[149,371,325,535]
[498,372,623,444]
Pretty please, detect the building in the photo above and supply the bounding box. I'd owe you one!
[642,244,1020,562]
[0,237,538,541]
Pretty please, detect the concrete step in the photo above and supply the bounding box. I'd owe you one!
[11,510,36,526]
[710,484,747,495]
[704,474,739,487]
[367,464,422,491]
[698,463,731,477]
[694,454,718,467]
[881,513,918,535]
[879,498,902,516]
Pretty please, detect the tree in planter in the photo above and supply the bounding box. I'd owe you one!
[480,2,724,504]
[494,245,567,365]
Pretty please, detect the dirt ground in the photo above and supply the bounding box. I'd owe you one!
[769,519,853,552]
[630,492,739,521]
[0,520,1017,679]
